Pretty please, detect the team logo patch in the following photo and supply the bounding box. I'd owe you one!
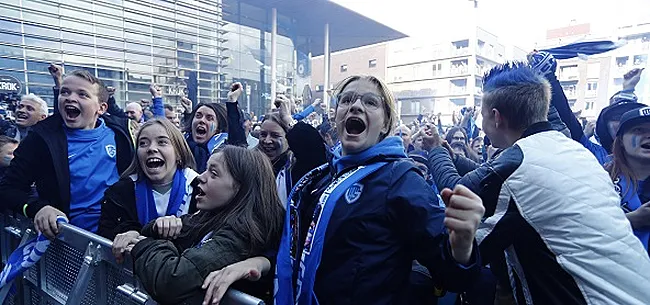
[345,183,363,204]
[105,145,116,158]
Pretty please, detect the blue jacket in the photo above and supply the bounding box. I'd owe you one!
[290,137,480,305]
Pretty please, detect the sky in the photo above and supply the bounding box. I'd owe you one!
[332,0,650,50]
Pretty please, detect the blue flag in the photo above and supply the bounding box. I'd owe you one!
[541,40,626,60]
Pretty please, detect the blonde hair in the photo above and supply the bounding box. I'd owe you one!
[334,75,397,140]
[122,118,196,179]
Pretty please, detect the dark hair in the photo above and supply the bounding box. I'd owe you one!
[261,112,290,134]
[181,146,284,253]
[606,136,638,195]
[183,103,228,135]
[471,136,484,148]
[65,70,109,104]
[163,104,174,112]
[445,126,469,144]
[0,135,18,148]
[482,62,551,131]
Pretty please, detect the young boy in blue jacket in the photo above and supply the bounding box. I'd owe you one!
[0,70,135,238]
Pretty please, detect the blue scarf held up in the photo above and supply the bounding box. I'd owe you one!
[135,169,188,226]
[616,176,649,252]
[275,137,405,305]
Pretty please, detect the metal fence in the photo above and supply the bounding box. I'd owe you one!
[0,213,264,305]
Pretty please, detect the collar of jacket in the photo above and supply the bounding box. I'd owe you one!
[521,121,554,139]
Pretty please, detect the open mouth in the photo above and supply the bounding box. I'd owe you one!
[195,125,207,136]
[64,105,81,119]
[196,186,206,197]
[145,157,165,169]
[345,117,366,135]
[641,143,650,149]
[15,112,28,120]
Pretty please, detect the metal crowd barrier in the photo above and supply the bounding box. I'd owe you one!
[0,213,264,305]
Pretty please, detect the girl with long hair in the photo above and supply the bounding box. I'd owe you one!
[99,118,198,262]
[123,146,285,304]
[605,107,650,252]
[200,75,484,305]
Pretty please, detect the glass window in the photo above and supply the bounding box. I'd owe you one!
[152,26,174,38]
[369,59,377,68]
[340,64,348,73]
[153,35,175,48]
[96,57,124,69]
[124,21,150,34]
[178,41,197,51]
[25,49,61,61]
[95,15,122,27]
[26,60,51,72]
[153,47,174,58]
[0,45,23,57]
[125,52,150,63]
[177,32,197,44]
[63,0,90,10]
[27,72,52,84]
[124,1,150,14]
[100,79,125,90]
[176,22,197,34]
[0,70,25,82]
[0,57,25,70]
[96,25,123,39]
[153,57,174,67]
[59,7,94,23]
[97,37,124,49]
[62,31,88,43]
[60,18,93,33]
[96,47,123,59]
[126,42,150,54]
[22,0,57,13]
[27,85,55,103]
[127,92,150,101]
[63,54,95,65]
[124,11,151,23]
[0,4,21,18]
[0,19,21,33]
[178,59,196,69]
[98,68,124,79]
[0,32,23,45]
[125,32,150,43]
[94,3,122,17]
[127,82,150,91]
[23,24,59,38]
[63,42,95,56]
[24,36,61,50]
[126,62,150,73]
[152,18,175,30]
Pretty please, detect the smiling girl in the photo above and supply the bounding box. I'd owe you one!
[123,146,284,304]
[98,118,198,261]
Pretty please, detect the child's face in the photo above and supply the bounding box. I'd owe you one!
[58,76,107,130]
[196,153,239,210]
[137,123,178,184]
[0,143,18,167]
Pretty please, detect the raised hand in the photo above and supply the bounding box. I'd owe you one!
[441,185,485,264]
[154,216,183,239]
[623,68,644,91]
[149,84,162,98]
[227,82,243,103]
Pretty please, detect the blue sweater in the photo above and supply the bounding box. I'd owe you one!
[66,119,119,232]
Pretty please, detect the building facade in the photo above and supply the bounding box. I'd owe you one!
[310,42,388,91]
[0,0,404,116]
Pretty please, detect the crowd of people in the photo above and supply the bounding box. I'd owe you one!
[0,49,649,305]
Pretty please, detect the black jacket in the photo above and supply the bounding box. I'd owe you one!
[97,175,199,240]
[0,114,135,218]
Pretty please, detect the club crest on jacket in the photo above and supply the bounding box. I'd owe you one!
[105,145,116,158]
[345,183,363,204]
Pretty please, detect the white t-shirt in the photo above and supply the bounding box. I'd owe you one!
[132,168,199,217]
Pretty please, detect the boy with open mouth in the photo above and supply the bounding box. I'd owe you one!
[0,69,135,239]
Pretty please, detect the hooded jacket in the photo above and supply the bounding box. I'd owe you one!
[282,137,480,305]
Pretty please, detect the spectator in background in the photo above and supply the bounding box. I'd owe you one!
[470,136,483,159]
[0,69,135,238]
[0,135,18,181]
[395,125,415,152]
[243,112,258,149]
[163,104,180,129]
[445,126,468,146]
[1,94,49,141]
[126,102,144,123]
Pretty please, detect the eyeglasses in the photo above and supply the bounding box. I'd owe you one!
[336,92,384,110]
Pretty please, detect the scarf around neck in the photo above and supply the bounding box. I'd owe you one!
[135,169,189,226]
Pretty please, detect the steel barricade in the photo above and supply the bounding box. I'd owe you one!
[0,213,265,305]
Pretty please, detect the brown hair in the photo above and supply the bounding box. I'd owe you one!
[122,118,197,179]
[65,69,109,104]
[0,136,18,150]
[181,146,285,253]
[607,136,638,194]
[335,75,397,141]
[261,112,290,134]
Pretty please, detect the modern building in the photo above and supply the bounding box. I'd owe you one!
[0,0,405,116]
[310,42,388,91]
[541,21,650,119]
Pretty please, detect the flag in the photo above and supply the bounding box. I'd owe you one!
[541,40,627,60]
[0,216,68,288]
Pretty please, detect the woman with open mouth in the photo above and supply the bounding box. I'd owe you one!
[606,106,650,253]
[123,146,284,305]
[98,118,199,263]
[202,75,485,305]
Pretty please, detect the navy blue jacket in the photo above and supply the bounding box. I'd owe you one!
[293,155,480,305]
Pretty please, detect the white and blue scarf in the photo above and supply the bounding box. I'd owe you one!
[0,217,68,290]
[135,169,192,226]
[275,137,406,305]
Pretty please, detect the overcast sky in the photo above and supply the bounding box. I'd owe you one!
[332,0,650,50]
